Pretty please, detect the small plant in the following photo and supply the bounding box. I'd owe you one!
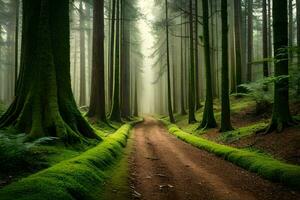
[0,131,58,173]
[237,78,275,115]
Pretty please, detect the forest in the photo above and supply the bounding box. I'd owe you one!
[0,0,300,199]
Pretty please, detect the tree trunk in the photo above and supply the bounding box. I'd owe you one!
[267,0,293,133]
[263,0,269,78]
[188,0,196,123]
[297,0,300,95]
[79,0,86,106]
[180,9,187,115]
[109,0,116,102]
[234,0,243,88]
[165,0,175,123]
[109,0,122,122]
[87,0,107,122]
[288,0,294,61]
[0,0,98,143]
[195,0,201,110]
[14,0,19,93]
[220,0,234,132]
[200,0,217,129]
[247,0,253,82]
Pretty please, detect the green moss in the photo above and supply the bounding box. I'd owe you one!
[0,124,133,200]
[217,122,268,143]
[95,131,134,200]
[161,120,300,190]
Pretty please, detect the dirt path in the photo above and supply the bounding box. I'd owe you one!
[129,118,300,200]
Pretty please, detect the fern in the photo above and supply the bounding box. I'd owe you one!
[0,132,58,173]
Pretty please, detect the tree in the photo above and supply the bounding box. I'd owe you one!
[263,0,269,78]
[297,0,300,95]
[266,0,294,133]
[79,0,87,106]
[0,0,99,143]
[194,0,201,110]
[165,0,175,123]
[188,0,196,123]
[87,0,107,122]
[247,0,253,82]
[234,0,242,89]
[199,0,217,129]
[220,0,234,132]
[109,0,122,122]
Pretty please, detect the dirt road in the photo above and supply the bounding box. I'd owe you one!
[129,118,300,200]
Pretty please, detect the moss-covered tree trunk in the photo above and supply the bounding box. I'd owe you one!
[266,0,294,133]
[109,0,122,122]
[220,0,234,132]
[87,0,107,122]
[0,0,99,143]
[200,0,217,129]
[188,0,196,124]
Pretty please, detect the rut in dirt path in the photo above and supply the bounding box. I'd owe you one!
[129,118,300,200]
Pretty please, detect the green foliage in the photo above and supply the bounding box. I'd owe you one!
[161,120,300,190]
[217,122,268,143]
[0,124,132,200]
[0,131,58,173]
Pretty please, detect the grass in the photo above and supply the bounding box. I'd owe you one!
[161,119,300,190]
[0,124,133,200]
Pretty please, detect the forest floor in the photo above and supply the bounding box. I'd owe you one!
[129,118,300,200]
[173,97,300,165]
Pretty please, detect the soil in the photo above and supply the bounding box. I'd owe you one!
[202,101,300,165]
[129,118,300,200]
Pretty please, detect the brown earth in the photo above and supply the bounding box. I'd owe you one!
[129,118,300,200]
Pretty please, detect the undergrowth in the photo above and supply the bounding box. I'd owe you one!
[217,122,268,143]
[0,124,133,200]
[161,119,300,190]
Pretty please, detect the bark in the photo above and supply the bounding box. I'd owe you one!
[200,0,217,129]
[87,0,107,122]
[109,0,122,122]
[79,0,86,106]
[263,0,269,77]
[14,0,19,92]
[165,0,175,123]
[109,0,116,102]
[297,0,300,95]
[234,0,243,88]
[180,10,186,115]
[121,0,131,118]
[0,0,99,143]
[188,0,196,123]
[247,0,253,82]
[195,0,201,110]
[266,0,294,133]
[220,0,234,132]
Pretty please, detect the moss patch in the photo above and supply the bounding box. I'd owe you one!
[161,119,300,190]
[0,124,133,200]
[217,122,268,143]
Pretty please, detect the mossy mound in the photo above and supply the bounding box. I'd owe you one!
[161,119,300,190]
[0,124,132,200]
